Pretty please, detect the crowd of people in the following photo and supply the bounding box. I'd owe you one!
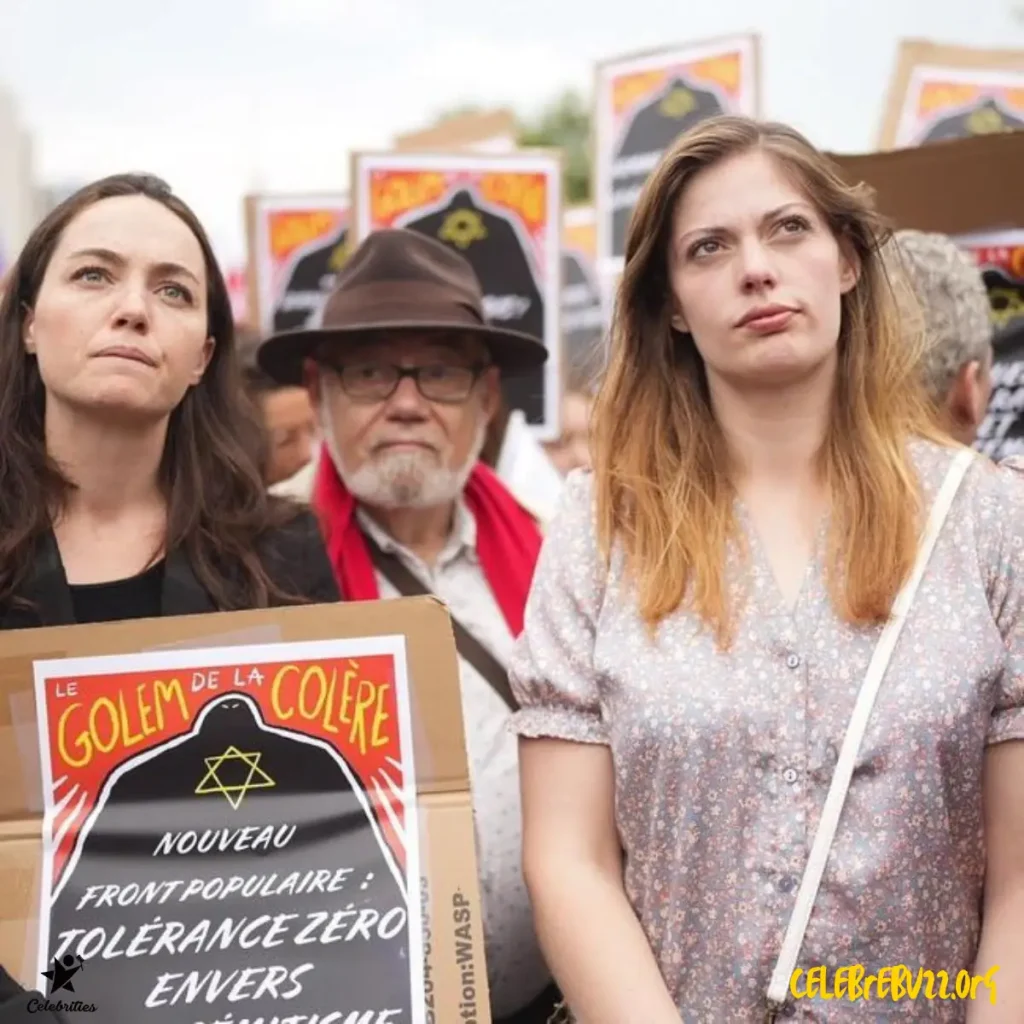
[0,112,1020,1023]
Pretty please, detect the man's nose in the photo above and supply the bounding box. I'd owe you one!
[386,373,430,416]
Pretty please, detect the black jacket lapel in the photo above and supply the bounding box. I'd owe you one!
[0,531,76,629]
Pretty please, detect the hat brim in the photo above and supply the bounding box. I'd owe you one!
[255,320,549,387]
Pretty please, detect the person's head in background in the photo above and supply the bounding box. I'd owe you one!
[238,324,318,487]
[543,358,596,475]
[889,230,993,446]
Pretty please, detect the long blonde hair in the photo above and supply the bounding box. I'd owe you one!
[591,116,948,646]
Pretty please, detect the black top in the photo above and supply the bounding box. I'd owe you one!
[68,559,165,625]
[0,508,340,630]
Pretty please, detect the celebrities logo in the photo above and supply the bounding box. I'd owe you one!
[42,953,84,994]
[30,954,97,1014]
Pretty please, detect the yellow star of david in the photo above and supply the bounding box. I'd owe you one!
[660,86,695,119]
[328,241,349,272]
[194,746,276,809]
[968,105,1006,135]
[439,209,487,250]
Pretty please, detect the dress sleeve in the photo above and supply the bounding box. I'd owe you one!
[508,470,610,745]
[986,455,1024,745]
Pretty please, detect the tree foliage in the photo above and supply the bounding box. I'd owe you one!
[430,90,594,203]
[516,90,592,204]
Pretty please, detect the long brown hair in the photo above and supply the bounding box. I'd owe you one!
[0,173,306,611]
[591,116,947,646]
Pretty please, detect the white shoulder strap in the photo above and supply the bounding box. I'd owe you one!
[764,448,976,1017]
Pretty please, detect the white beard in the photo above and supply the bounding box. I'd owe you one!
[319,391,486,510]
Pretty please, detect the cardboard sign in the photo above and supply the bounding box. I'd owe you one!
[394,110,518,155]
[245,194,351,337]
[827,132,1024,237]
[561,206,603,386]
[880,40,1024,149]
[593,34,760,274]
[350,151,563,440]
[0,599,489,1024]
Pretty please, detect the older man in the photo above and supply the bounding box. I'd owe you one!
[256,228,557,1023]
[891,229,994,445]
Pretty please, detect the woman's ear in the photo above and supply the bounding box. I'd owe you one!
[670,293,689,333]
[23,307,35,353]
[838,239,861,295]
[190,336,215,385]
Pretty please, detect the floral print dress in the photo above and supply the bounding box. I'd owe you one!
[508,443,1024,1022]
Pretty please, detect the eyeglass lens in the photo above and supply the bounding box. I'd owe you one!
[338,363,478,401]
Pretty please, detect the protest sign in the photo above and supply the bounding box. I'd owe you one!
[953,229,1024,460]
[561,206,603,385]
[879,40,1024,149]
[835,95,1024,464]
[245,193,350,336]
[593,34,760,275]
[0,598,489,1024]
[351,150,562,440]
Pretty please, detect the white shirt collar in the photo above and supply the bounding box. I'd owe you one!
[355,498,478,569]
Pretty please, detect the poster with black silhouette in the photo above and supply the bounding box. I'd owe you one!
[953,229,1024,460]
[33,637,424,1024]
[880,41,1024,149]
[594,35,759,274]
[561,206,604,384]
[352,151,562,440]
[246,194,350,336]
[978,319,1024,461]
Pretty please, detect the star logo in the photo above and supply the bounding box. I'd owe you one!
[194,746,275,809]
[42,953,85,994]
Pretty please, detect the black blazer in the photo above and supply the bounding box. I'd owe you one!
[0,511,339,1020]
[0,509,340,630]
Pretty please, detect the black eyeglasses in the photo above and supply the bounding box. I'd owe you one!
[323,361,491,404]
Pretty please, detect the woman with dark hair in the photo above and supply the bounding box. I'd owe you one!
[0,175,340,1016]
[0,172,339,627]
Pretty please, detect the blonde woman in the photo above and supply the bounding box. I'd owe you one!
[509,116,1023,1022]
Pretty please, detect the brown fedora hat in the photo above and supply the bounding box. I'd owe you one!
[256,227,548,386]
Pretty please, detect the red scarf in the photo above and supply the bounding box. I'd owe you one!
[312,444,542,636]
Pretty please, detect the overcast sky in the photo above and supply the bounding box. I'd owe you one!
[4,0,1024,264]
